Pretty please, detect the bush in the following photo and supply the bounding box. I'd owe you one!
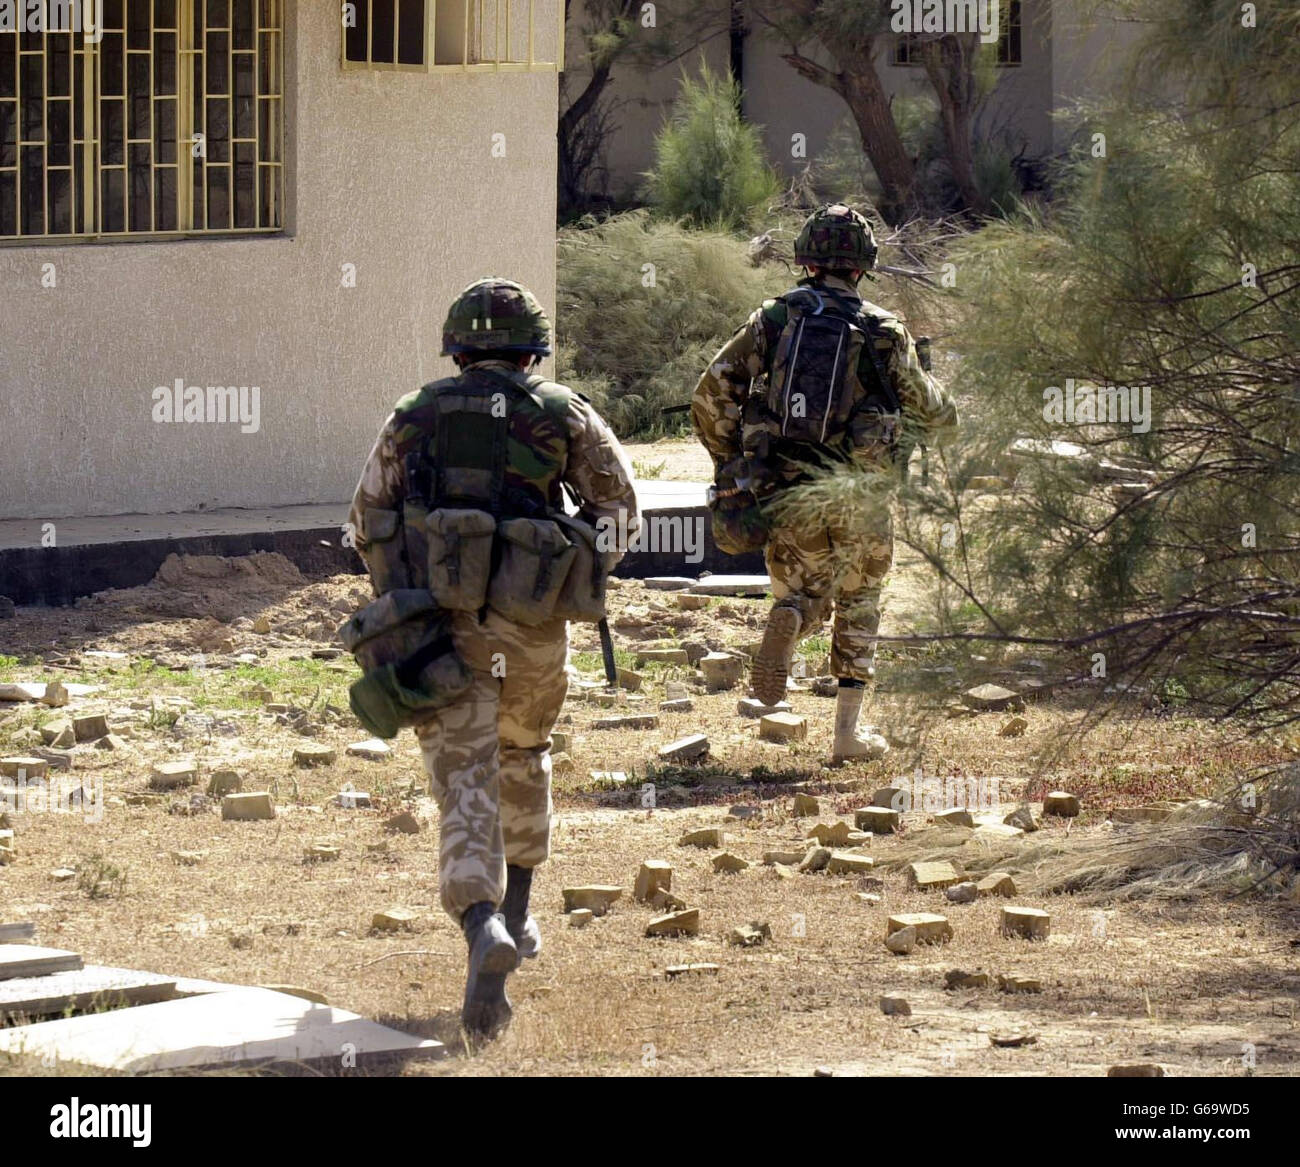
[555,210,789,437]
[643,62,780,231]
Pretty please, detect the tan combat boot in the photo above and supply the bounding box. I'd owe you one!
[831,682,889,764]
[752,602,802,707]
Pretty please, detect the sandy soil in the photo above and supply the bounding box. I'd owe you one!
[1,550,1297,1077]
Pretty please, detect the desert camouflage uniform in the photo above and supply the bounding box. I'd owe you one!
[692,275,957,681]
[349,360,639,919]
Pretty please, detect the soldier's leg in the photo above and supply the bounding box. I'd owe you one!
[416,616,517,1039]
[827,510,894,761]
[490,612,570,960]
[415,673,507,920]
[753,519,833,705]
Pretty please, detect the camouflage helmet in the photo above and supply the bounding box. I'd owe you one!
[793,204,878,271]
[441,277,553,357]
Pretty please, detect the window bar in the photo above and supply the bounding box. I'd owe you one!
[81,27,94,235]
[527,0,533,67]
[461,0,469,70]
[200,0,208,231]
[178,0,193,230]
[42,28,49,233]
[146,0,156,231]
[254,2,261,227]
[228,1,234,227]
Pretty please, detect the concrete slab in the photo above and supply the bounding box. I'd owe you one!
[689,574,771,597]
[0,945,84,980]
[0,923,36,942]
[0,987,445,1072]
[0,966,176,1020]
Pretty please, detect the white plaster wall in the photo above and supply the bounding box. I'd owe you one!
[1050,0,1147,150]
[0,0,560,520]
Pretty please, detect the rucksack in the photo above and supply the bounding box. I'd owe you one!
[762,286,898,449]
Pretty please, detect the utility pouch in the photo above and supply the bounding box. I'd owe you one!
[488,517,576,626]
[338,589,472,738]
[707,479,769,555]
[401,499,431,590]
[552,514,607,623]
[362,508,409,593]
[426,508,496,612]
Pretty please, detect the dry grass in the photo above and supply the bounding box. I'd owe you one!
[1,554,1298,1077]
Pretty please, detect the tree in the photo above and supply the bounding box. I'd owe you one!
[559,0,730,216]
[915,30,991,216]
[749,0,916,221]
[925,0,1300,735]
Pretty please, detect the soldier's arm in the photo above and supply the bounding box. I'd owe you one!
[563,398,641,570]
[691,308,770,477]
[346,414,406,582]
[878,318,958,441]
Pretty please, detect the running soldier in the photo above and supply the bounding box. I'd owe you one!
[347,278,638,1039]
[692,204,957,762]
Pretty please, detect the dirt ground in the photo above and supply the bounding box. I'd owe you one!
[621,437,714,482]
[1,547,1297,1077]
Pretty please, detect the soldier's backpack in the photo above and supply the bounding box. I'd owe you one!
[763,286,898,448]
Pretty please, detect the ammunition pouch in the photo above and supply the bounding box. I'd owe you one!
[426,508,496,612]
[488,517,576,626]
[362,507,410,592]
[551,513,608,624]
[338,589,472,738]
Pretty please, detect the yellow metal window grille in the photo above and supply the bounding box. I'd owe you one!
[0,0,284,243]
[342,0,564,72]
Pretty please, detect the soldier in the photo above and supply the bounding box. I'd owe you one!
[692,204,957,763]
[348,278,638,1040]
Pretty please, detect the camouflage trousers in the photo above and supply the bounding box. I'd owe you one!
[765,503,894,684]
[415,607,568,921]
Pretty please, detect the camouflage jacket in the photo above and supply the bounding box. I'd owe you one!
[349,360,640,581]
[691,274,958,489]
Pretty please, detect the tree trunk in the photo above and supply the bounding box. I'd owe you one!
[920,34,987,216]
[781,40,915,223]
[557,0,638,214]
[839,62,916,223]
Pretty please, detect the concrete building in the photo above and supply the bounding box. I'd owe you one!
[564,0,1144,202]
[0,0,563,522]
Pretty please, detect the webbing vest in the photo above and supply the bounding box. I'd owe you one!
[392,366,573,520]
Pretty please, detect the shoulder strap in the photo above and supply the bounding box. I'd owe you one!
[844,307,902,416]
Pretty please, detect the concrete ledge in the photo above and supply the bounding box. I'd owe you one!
[0,486,764,607]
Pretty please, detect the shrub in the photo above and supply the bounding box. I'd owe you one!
[556,210,788,436]
[643,62,780,231]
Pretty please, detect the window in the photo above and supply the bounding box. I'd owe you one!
[892,34,919,67]
[344,0,426,67]
[0,0,284,243]
[893,2,1022,68]
[342,0,564,71]
[996,0,1022,67]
